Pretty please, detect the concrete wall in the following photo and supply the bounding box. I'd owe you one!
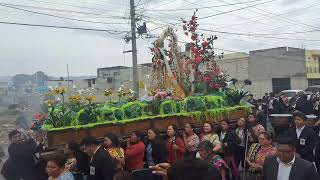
[248,47,307,98]
[96,65,152,97]
[291,77,308,90]
[217,56,249,81]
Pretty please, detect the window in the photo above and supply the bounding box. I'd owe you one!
[315,57,317,61]
[114,72,120,76]
[307,68,309,73]
[315,67,318,73]
[92,79,96,84]
[107,77,113,83]
[308,57,311,60]
[272,78,291,93]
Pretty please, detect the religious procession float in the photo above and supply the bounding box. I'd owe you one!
[32,12,253,148]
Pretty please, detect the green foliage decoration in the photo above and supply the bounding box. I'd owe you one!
[160,100,178,114]
[121,101,146,119]
[202,95,225,109]
[184,96,207,112]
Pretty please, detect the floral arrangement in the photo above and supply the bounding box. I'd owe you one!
[181,11,227,92]
[84,95,96,104]
[53,87,67,95]
[69,94,81,104]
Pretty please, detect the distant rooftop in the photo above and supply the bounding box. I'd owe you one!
[221,52,249,60]
[139,63,152,67]
[97,66,129,70]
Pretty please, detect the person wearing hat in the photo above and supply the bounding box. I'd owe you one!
[125,131,146,171]
[198,140,230,180]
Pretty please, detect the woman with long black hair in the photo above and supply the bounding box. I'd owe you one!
[145,128,167,167]
[166,124,186,165]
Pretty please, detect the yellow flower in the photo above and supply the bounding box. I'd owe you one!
[46,100,54,106]
[53,87,67,95]
[139,81,145,89]
[85,95,96,102]
[148,90,156,96]
[104,89,113,97]
[69,94,81,103]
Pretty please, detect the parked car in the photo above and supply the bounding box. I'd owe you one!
[281,90,305,99]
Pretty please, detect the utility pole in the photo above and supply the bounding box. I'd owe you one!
[130,0,139,97]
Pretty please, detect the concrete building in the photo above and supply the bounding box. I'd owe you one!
[96,64,152,96]
[0,82,8,96]
[217,47,308,98]
[305,49,320,86]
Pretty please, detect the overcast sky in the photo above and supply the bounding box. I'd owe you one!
[0,0,319,77]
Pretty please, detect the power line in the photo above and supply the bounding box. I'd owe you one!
[0,21,129,34]
[225,0,318,30]
[0,3,127,25]
[179,0,287,46]
[197,28,319,36]
[143,16,320,37]
[198,0,278,20]
[23,0,126,14]
[213,1,320,30]
[178,39,307,62]
[0,3,129,19]
[145,0,266,11]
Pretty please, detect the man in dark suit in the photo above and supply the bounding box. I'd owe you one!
[296,95,314,115]
[1,130,40,180]
[247,94,257,107]
[286,111,317,162]
[314,120,320,175]
[256,99,268,129]
[82,136,115,180]
[262,137,319,180]
[268,93,282,114]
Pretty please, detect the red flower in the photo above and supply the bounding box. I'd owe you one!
[202,41,209,48]
[195,56,202,64]
[204,77,211,82]
[192,15,196,20]
[189,20,195,26]
[192,63,197,69]
[190,25,195,32]
[214,83,221,89]
[191,34,197,41]
[200,75,204,80]
[30,122,36,129]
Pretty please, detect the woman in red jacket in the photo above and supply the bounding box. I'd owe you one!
[166,124,186,165]
[124,131,145,171]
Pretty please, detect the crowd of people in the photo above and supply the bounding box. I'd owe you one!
[248,91,320,116]
[1,106,320,179]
